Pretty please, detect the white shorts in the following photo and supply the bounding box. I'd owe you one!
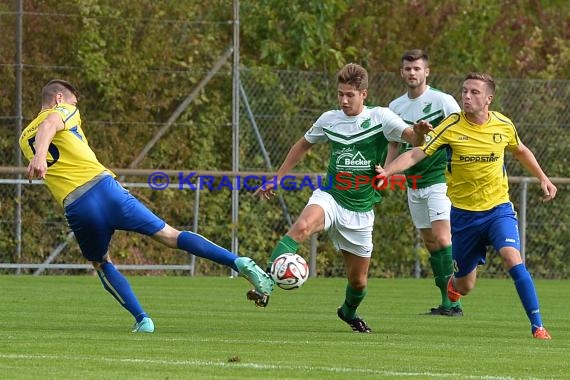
[407,183,451,229]
[306,189,373,257]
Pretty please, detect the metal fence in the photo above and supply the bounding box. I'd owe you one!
[1,7,569,278]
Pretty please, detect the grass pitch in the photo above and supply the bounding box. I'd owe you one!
[0,275,568,379]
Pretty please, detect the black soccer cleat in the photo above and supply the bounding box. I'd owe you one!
[337,307,372,333]
[449,306,464,317]
[423,305,463,317]
[246,289,270,308]
[424,305,452,316]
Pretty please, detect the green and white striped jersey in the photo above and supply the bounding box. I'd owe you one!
[305,105,407,212]
[389,86,461,188]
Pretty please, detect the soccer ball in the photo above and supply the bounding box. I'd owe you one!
[270,253,309,290]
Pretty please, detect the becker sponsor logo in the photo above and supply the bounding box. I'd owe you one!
[336,150,371,171]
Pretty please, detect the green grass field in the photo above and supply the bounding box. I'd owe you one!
[0,275,568,379]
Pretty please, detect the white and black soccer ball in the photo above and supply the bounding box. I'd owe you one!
[270,253,309,290]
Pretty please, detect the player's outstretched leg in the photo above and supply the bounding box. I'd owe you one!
[177,231,239,269]
[176,232,273,307]
[235,257,274,307]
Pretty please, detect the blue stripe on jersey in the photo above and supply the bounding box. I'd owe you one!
[69,125,83,140]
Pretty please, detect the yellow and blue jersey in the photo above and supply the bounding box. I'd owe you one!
[19,103,112,207]
[421,111,520,211]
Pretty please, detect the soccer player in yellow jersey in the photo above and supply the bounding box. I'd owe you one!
[20,80,273,332]
[376,72,556,339]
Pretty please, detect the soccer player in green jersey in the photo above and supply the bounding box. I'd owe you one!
[377,72,556,339]
[386,49,463,316]
[254,63,430,333]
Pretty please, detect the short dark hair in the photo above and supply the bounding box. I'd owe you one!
[464,72,496,95]
[401,49,429,66]
[42,79,80,104]
[337,63,368,91]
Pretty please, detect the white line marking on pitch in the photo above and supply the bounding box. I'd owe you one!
[0,353,546,380]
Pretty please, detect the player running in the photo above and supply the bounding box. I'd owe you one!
[377,72,556,339]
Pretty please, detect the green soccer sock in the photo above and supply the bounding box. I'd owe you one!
[429,246,460,309]
[341,284,367,320]
[268,235,299,270]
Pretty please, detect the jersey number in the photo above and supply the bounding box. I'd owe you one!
[27,137,60,167]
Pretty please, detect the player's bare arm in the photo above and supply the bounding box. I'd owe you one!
[255,137,314,200]
[401,120,433,147]
[384,141,400,166]
[26,112,64,182]
[376,146,427,179]
[510,143,557,202]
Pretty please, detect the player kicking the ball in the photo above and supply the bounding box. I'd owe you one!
[254,63,431,333]
[20,79,273,333]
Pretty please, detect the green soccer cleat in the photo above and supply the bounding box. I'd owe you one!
[235,257,273,307]
[132,317,155,333]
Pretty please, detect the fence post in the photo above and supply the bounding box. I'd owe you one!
[518,180,528,262]
[190,179,200,276]
[14,0,24,274]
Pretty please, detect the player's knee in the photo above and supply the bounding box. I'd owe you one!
[91,256,111,270]
[500,247,523,268]
[152,225,180,248]
[348,275,367,291]
[425,235,450,251]
[435,235,451,249]
[424,239,438,252]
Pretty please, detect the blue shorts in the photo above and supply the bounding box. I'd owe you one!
[64,176,166,262]
[450,202,520,277]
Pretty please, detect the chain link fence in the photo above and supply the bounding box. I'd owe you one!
[1,2,568,279]
[1,69,569,278]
